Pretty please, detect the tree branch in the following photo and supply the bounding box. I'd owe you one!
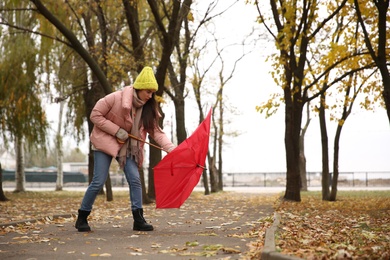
[0,21,72,47]
[30,0,112,94]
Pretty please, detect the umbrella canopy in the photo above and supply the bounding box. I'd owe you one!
[154,109,212,208]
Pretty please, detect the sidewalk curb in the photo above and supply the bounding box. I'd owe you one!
[0,214,73,228]
[262,213,303,260]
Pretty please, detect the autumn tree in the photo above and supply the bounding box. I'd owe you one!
[324,11,381,200]
[312,0,388,201]
[117,0,196,200]
[312,3,379,200]
[36,0,195,202]
[2,1,198,201]
[255,0,383,201]
[329,70,378,201]
[1,0,142,198]
[0,2,49,192]
[0,0,114,195]
[354,0,390,124]
[255,0,350,201]
[29,0,150,201]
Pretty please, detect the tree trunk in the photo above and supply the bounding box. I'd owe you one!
[0,163,9,201]
[218,96,224,191]
[14,136,26,193]
[84,75,109,195]
[122,0,145,72]
[298,141,308,192]
[209,156,218,193]
[209,109,218,192]
[202,169,210,195]
[82,6,113,200]
[146,71,168,200]
[283,98,302,202]
[174,95,187,144]
[383,78,390,124]
[299,104,311,191]
[55,100,64,191]
[123,0,154,202]
[87,151,94,184]
[147,138,161,200]
[146,0,193,199]
[146,74,171,199]
[330,81,354,201]
[141,167,153,204]
[319,94,330,200]
[105,172,113,201]
[330,124,342,201]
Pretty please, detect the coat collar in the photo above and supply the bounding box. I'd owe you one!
[122,85,134,110]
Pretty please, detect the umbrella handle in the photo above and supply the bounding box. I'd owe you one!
[116,134,166,152]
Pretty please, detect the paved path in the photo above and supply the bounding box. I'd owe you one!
[0,192,275,260]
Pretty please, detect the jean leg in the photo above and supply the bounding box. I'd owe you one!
[123,157,143,211]
[80,151,112,211]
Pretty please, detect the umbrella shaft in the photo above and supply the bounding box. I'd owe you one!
[128,134,164,151]
[116,134,165,152]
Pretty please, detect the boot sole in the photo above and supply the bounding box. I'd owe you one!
[133,227,154,231]
[77,227,91,232]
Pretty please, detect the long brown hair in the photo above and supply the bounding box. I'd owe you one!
[141,92,161,134]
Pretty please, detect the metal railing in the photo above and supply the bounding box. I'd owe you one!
[223,171,390,187]
[3,171,389,189]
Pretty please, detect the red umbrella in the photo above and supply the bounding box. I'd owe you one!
[154,109,212,208]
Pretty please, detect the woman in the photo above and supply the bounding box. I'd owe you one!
[75,66,175,232]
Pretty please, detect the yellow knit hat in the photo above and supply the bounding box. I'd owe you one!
[133,66,158,91]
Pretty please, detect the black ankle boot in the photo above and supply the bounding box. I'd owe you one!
[132,208,153,231]
[75,209,91,232]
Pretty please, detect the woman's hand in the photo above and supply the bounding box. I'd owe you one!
[116,128,129,143]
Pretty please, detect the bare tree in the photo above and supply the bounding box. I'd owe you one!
[190,24,254,193]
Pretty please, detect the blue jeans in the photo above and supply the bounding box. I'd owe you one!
[80,150,143,211]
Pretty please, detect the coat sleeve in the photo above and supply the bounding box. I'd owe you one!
[150,128,176,153]
[90,93,121,136]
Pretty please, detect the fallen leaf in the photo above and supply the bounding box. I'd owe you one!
[221,247,241,254]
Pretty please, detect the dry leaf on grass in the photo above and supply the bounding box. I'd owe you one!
[275,191,390,259]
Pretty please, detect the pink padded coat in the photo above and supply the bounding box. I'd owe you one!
[89,86,175,166]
